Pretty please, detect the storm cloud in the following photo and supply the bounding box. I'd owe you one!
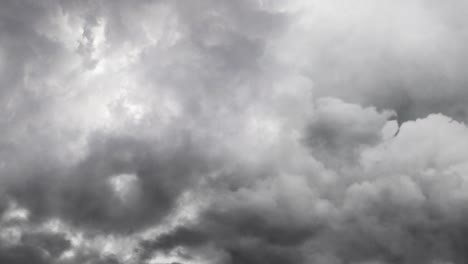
[2,0,468,263]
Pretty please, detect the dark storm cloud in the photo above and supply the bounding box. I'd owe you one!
[7,131,221,233]
[21,231,71,258]
[0,244,48,264]
[62,252,122,264]
[140,200,317,264]
[3,0,468,264]
[0,223,71,264]
[0,240,120,264]
[0,0,284,261]
[141,114,468,264]
[303,97,394,167]
[0,0,237,234]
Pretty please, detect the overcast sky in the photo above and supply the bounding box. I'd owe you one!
[2,0,468,263]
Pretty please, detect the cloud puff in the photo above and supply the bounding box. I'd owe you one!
[268,0,468,123]
[304,97,395,167]
[142,111,468,264]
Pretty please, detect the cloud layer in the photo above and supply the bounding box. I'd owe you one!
[1,0,468,263]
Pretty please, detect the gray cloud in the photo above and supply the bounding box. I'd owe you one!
[2,1,468,264]
[142,114,468,264]
[303,97,395,167]
[20,231,71,259]
[0,244,49,264]
[267,0,468,124]
[7,132,222,233]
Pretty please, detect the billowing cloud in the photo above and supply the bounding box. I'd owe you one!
[268,0,468,124]
[1,0,468,264]
[304,97,395,167]
[142,106,468,264]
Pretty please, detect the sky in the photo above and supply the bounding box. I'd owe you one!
[1,0,468,263]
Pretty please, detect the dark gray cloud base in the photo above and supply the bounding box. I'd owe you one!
[1,0,468,263]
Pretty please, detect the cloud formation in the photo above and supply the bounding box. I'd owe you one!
[1,0,468,263]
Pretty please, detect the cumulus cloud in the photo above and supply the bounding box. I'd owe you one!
[304,97,395,167]
[1,0,468,263]
[268,0,468,123]
[142,107,468,264]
